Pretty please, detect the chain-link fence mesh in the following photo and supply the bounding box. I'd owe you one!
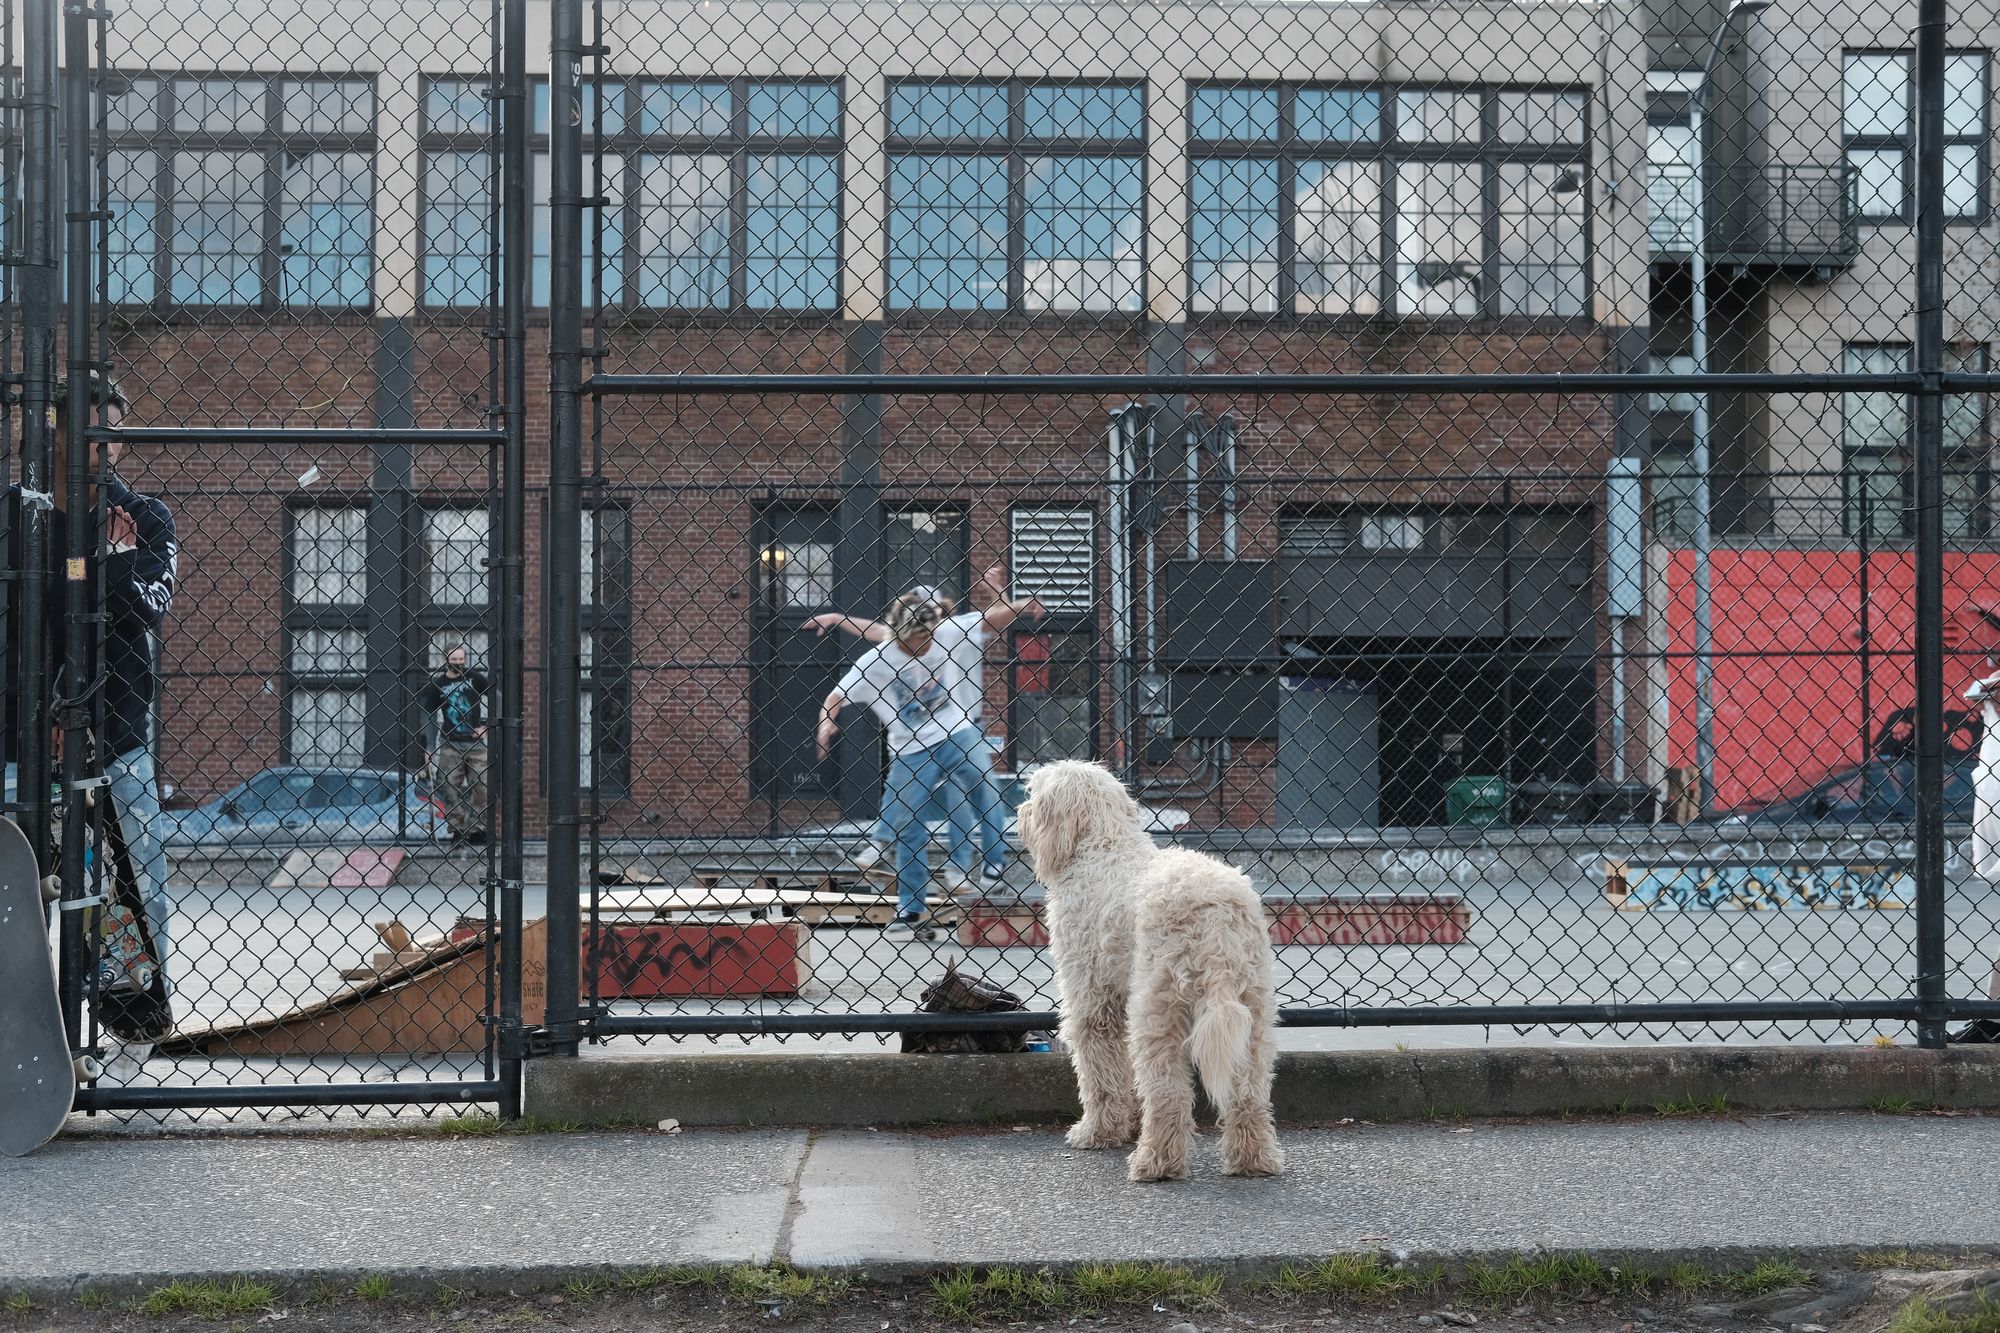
[5,0,1998,1119]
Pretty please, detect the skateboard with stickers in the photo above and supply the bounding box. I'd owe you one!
[0,815,101,1157]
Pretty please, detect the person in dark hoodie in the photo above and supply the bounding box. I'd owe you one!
[5,370,178,1042]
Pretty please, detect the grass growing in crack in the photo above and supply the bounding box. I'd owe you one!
[561,1276,607,1300]
[432,1285,468,1311]
[77,1289,110,1312]
[1858,1249,1959,1271]
[1422,1102,1472,1122]
[1272,1254,1441,1301]
[1716,1260,1812,1298]
[1885,1293,2000,1333]
[930,1268,1071,1322]
[5,1293,35,1316]
[1070,1263,1223,1312]
[726,1266,846,1308]
[299,1281,344,1308]
[136,1279,276,1318]
[1868,1094,1920,1115]
[1662,1262,1711,1296]
[618,1266,719,1292]
[1561,1100,1633,1119]
[352,1275,393,1302]
[1464,1254,1620,1306]
[437,1113,506,1136]
[1653,1092,1730,1117]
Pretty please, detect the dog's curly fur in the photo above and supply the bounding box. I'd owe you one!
[1017,760,1283,1183]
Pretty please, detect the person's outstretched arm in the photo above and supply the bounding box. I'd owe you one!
[802,612,887,642]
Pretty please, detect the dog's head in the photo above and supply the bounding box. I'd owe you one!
[1016,760,1143,880]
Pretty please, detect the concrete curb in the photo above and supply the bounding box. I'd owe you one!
[525,1045,2000,1127]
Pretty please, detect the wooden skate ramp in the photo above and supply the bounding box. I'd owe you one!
[161,918,548,1058]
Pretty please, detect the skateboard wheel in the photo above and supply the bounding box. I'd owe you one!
[73,1054,103,1083]
[40,874,60,902]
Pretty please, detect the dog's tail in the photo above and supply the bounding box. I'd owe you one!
[1190,980,1254,1098]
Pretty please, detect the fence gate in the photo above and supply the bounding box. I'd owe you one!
[5,0,534,1118]
[549,0,1997,1056]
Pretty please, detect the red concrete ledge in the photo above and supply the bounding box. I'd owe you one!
[958,894,1472,949]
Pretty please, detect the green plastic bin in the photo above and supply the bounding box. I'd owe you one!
[1446,775,1509,827]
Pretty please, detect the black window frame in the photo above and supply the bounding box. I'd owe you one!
[883,76,1149,316]
[1186,81,1592,321]
[418,73,845,313]
[1842,48,1990,226]
[1841,340,1993,540]
[102,70,380,312]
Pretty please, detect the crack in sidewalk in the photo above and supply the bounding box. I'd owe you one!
[770,1128,819,1267]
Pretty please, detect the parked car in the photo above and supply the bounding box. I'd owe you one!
[159,766,448,847]
[1721,754,1979,827]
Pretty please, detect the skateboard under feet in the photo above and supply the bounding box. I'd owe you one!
[0,816,99,1157]
[71,788,173,1043]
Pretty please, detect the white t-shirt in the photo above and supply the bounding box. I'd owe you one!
[837,611,988,755]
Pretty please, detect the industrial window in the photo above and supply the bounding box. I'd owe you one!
[1843,50,1988,224]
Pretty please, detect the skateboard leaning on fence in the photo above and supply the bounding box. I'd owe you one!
[0,815,102,1157]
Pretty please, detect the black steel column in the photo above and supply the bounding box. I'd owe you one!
[367,319,417,770]
[834,321,883,820]
[496,0,529,1112]
[17,0,55,882]
[543,0,585,1055]
[1911,0,1948,1048]
[58,0,93,1046]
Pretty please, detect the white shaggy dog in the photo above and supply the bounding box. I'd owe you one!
[1017,760,1283,1183]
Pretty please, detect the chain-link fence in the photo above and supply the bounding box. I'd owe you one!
[6,0,1998,1120]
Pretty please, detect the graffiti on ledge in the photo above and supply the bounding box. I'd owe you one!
[1604,859,1909,911]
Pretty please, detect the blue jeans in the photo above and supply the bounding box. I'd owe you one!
[873,729,1008,879]
[7,737,171,993]
[880,727,1004,918]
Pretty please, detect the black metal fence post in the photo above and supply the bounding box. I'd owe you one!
[542,0,586,1056]
[1910,0,1949,1049]
[495,0,531,1112]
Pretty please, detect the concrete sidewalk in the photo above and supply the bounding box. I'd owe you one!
[3,1113,1998,1298]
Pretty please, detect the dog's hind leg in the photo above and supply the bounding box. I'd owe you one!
[1061,1003,1138,1149]
[1218,1009,1283,1178]
[1125,972,1195,1182]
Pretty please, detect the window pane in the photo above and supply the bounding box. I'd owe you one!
[171,150,264,304]
[887,154,1008,310]
[1023,155,1143,313]
[282,79,374,134]
[1190,87,1277,141]
[1497,161,1587,317]
[889,83,1006,139]
[423,150,492,307]
[107,78,158,132]
[292,508,367,605]
[1847,148,1905,218]
[107,150,157,304]
[534,151,624,306]
[639,81,731,136]
[1946,54,1987,137]
[1498,91,1586,144]
[1395,161,1485,315]
[427,79,492,134]
[1647,353,1699,414]
[290,690,365,767]
[1011,631,1093,764]
[637,153,730,307]
[746,153,839,309]
[1944,143,1982,218]
[175,78,264,132]
[290,628,366,675]
[1847,453,1905,541]
[747,82,840,138]
[1023,85,1144,140]
[1294,159,1381,314]
[1397,90,1480,142]
[1843,344,1910,454]
[759,540,834,607]
[280,151,372,306]
[1190,158,1278,313]
[1647,124,1698,249]
[1947,345,1989,453]
[1295,89,1380,141]
[1945,467,1989,539]
[1361,514,1426,551]
[1843,53,1908,137]
[886,508,967,604]
[425,508,490,608]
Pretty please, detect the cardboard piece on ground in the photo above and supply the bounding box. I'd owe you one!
[165,918,549,1058]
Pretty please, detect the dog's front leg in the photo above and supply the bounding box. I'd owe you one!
[1060,1003,1138,1149]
